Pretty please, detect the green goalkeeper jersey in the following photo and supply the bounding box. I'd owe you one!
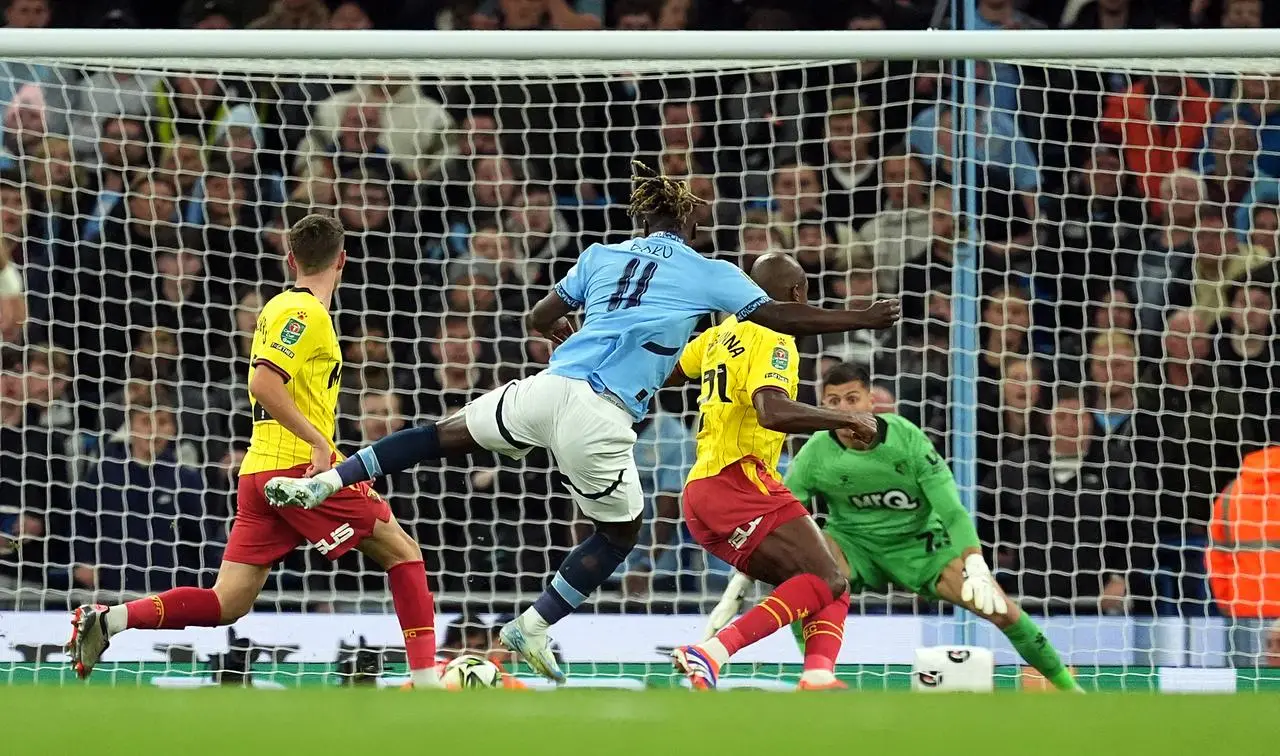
[783,414,980,551]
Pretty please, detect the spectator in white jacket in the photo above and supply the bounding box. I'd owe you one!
[294,79,454,182]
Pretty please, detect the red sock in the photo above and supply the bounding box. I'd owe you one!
[125,587,223,630]
[802,592,850,672]
[388,561,436,672]
[717,574,834,656]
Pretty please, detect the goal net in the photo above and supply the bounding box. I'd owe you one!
[1,31,1278,692]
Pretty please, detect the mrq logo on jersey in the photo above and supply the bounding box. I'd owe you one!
[847,490,921,511]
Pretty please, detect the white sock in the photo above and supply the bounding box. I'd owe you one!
[410,666,440,689]
[104,605,128,635]
[700,637,730,666]
[314,469,342,491]
[520,606,551,635]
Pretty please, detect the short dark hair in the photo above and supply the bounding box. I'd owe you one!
[822,361,870,389]
[1053,383,1086,408]
[287,214,345,275]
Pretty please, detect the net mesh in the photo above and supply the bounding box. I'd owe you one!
[1,51,1278,689]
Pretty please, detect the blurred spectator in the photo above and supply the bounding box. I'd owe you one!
[72,391,220,594]
[1086,330,1140,437]
[979,282,1032,384]
[96,326,210,465]
[0,176,26,343]
[329,0,374,29]
[2,83,49,167]
[471,0,604,30]
[819,95,881,231]
[735,209,782,270]
[333,170,428,334]
[68,68,159,162]
[613,0,657,29]
[716,55,807,200]
[0,1,74,138]
[1037,145,1144,345]
[196,155,268,287]
[152,73,251,151]
[1090,285,1138,336]
[1135,169,1205,339]
[894,286,952,446]
[1197,112,1260,214]
[418,315,494,419]
[1164,210,1271,325]
[983,385,1147,613]
[0,346,72,602]
[77,115,151,243]
[299,78,454,182]
[249,0,330,28]
[1213,277,1280,443]
[503,182,577,280]
[831,2,917,139]
[143,229,236,385]
[976,355,1044,488]
[1101,74,1215,206]
[1134,308,1262,611]
[1065,0,1162,30]
[898,185,964,323]
[816,262,889,371]
[768,162,855,254]
[908,101,1040,245]
[3,0,48,28]
[157,135,206,219]
[188,104,284,227]
[860,165,935,298]
[180,0,240,28]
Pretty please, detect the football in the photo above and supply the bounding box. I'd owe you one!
[440,654,503,690]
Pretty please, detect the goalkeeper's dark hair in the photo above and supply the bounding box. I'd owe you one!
[627,160,705,230]
[822,361,871,390]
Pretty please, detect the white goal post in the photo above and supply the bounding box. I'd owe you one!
[0,28,1278,691]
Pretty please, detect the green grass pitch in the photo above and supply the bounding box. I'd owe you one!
[4,686,1278,756]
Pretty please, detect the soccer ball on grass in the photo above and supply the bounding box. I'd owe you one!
[440,654,503,689]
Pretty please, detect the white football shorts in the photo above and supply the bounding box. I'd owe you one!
[462,372,643,522]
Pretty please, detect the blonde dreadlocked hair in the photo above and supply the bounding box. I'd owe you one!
[627,160,706,226]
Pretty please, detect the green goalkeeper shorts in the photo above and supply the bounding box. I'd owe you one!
[824,518,963,601]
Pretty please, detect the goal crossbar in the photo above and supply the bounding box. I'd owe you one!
[3,28,1280,61]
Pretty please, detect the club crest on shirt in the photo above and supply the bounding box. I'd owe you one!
[770,346,789,370]
[280,317,307,345]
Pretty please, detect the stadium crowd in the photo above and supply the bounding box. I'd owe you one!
[0,0,1279,659]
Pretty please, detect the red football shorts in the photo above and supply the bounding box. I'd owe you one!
[682,458,810,570]
[224,463,393,566]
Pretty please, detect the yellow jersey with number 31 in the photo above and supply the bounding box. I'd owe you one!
[679,316,799,484]
[239,288,343,475]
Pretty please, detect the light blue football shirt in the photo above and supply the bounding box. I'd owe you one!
[549,232,770,420]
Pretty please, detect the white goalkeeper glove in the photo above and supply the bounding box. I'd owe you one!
[704,571,754,640]
[961,553,1008,617]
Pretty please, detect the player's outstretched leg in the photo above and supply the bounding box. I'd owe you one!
[675,516,849,690]
[67,563,267,680]
[266,417,476,510]
[358,517,442,689]
[933,556,1083,692]
[500,518,641,683]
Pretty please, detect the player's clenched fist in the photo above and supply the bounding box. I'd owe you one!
[853,298,901,329]
[842,413,879,449]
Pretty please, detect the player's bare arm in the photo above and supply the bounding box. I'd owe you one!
[753,387,877,442]
[527,289,576,344]
[248,367,333,475]
[740,253,900,337]
[747,297,901,337]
